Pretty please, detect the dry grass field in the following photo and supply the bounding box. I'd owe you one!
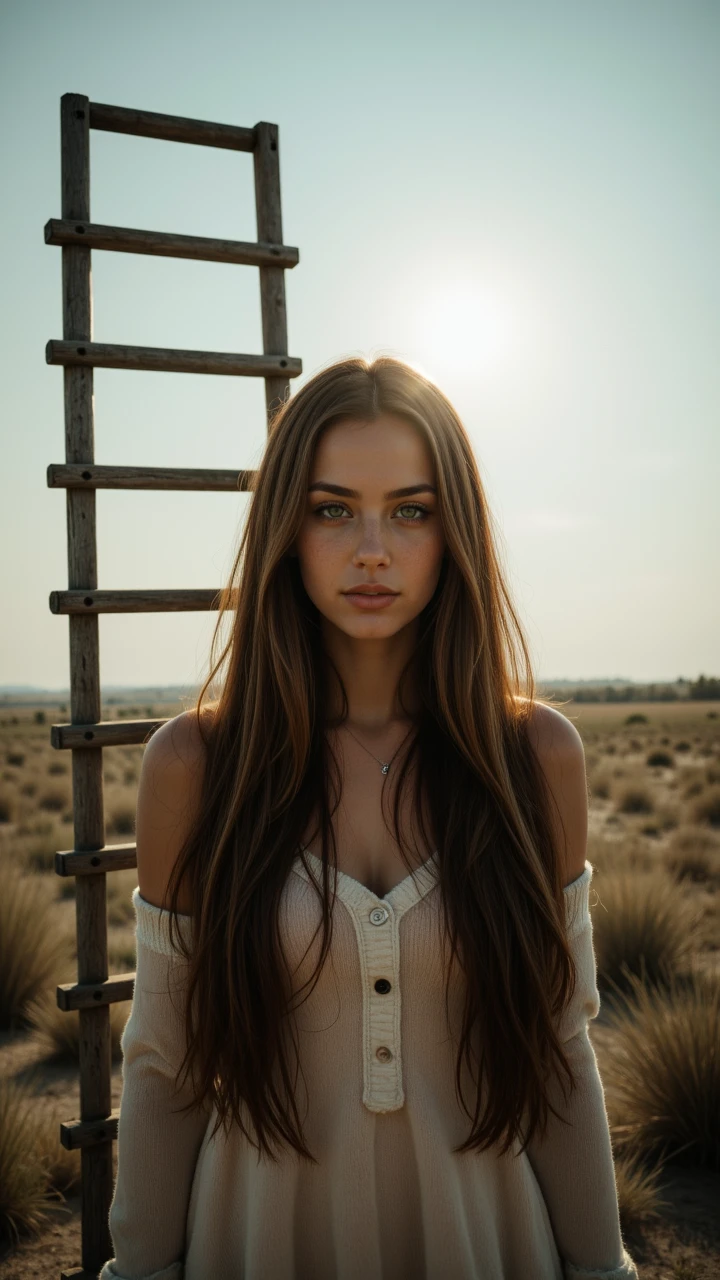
[0,698,718,1279]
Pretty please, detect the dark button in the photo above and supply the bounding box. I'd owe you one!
[374,978,391,994]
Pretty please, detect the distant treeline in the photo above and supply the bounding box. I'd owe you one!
[540,675,720,703]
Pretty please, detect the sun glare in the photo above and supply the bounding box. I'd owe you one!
[412,283,516,379]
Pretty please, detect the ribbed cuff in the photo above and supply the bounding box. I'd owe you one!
[564,1247,638,1279]
[132,885,194,957]
[99,1258,184,1279]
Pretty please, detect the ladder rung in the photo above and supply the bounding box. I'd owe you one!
[57,973,135,1012]
[46,339,301,378]
[56,843,137,877]
[47,464,256,491]
[60,1111,120,1151]
[51,718,166,750]
[89,99,256,151]
[44,218,300,269]
[49,588,227,615]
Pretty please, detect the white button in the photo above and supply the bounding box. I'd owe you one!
[369,906,389,925]
[375,1046,393,1062]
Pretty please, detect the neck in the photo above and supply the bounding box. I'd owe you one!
[321,617,420,731]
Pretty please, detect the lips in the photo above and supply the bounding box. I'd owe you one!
[343,585,398,595]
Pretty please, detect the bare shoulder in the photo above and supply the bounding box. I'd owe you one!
[135,709,210,914]
[521,700,588,888]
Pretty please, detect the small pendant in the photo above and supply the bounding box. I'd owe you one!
[381,763,389,774]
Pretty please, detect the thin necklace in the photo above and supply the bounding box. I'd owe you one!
[342,722,414,774]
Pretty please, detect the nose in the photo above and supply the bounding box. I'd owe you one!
[352,517,390,569]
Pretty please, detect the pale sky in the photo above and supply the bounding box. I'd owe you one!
[1,0,718,691]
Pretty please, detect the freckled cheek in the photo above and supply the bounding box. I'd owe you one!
[398,530,445,583]
[295,530,345,597]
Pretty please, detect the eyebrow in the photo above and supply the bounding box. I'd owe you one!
[307,482,437,500]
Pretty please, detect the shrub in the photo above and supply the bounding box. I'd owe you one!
[590,868,698,991]
[37,786,69,814]
[624,714,648,725]
[599,969,720,1170]
[675,740,692,753]
[0,864,74,1029]
[108,803,136,836]
[613,1151,668,1233]
[692,786,720,828]
[590,774,612,801]
[0,788,16,823]
[0,1075,67,1244]
[646,750,674,768]
[683,779,705,800]
[6,751,25,767]
[616,785,654,816]
[664,826,720,884]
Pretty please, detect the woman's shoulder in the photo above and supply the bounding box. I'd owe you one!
[520,698,584,768]
[135,709,212,914]
[516,698,588,888]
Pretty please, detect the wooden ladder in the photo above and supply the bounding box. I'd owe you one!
[45,92,301,1280]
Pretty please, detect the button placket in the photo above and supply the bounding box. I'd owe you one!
[291,849,440,1115]
[354,897,404,1111]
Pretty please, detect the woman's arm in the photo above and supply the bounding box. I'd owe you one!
[524,704,638,1280]
[100,714,211,1280]
[100,904,212,1280]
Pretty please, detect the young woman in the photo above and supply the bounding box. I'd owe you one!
[101,356,638,1279]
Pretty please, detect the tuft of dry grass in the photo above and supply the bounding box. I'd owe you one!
[0,1073,71,1246]
[692,786,720,828]
[107,802,136,835]
[37,784,70,814]
[590,867,699,990]
[599,969,720,1171]
[616,784,654,816]
[589,772,612,801]
[0,787,17,823]
[664,825,720,885]
[613,1150,668,1233]
[0,858,75,1029]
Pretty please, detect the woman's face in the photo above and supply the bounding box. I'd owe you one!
[294,413,447,639]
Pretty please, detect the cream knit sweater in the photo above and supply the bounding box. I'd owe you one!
[100,855,639,1280]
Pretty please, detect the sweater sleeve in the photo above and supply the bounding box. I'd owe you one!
[99,887,212,1280]
[525,863,639,1280]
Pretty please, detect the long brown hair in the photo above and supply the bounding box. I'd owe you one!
[160,354,579,1164]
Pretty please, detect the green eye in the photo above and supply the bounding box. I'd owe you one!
[314,501,430,522]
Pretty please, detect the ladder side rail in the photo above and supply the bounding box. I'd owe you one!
[254,122,291,426]
[60,91,114,1272]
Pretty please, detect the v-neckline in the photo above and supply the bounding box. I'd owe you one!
[293,846,440,918]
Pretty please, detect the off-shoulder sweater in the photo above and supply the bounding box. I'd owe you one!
[100,854,639,1280]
